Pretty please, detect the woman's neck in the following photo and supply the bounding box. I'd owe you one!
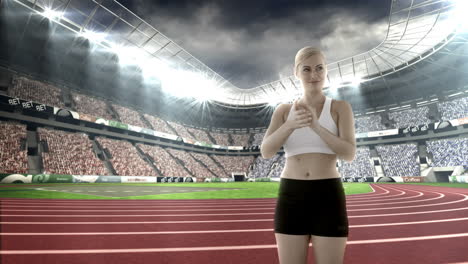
[300,91,326,106]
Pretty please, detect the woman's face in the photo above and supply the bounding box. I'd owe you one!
[296,54,327,90]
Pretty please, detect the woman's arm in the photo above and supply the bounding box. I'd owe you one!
[310,100,356,162]
[260,104,295,159]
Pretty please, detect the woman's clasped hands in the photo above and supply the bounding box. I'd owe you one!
[285,100,319,131]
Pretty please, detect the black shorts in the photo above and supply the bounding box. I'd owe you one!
[274,177,349,237]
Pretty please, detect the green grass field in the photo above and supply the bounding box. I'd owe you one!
[0,182,370,200]
[0,182,467,200]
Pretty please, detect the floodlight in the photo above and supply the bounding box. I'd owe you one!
[450,0,468,31]
[159,69,220,101]
[80,30,107,43]
[42,8,63,20]
[114,46,146,65]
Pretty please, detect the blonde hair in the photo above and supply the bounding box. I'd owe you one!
[294,46,326,76]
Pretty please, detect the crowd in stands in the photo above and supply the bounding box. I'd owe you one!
[376,143,420,177]
[111,104,147,128]
[210,131,231,146]
[212,155,255,174]
[71,92,114,120]
[355,115,387,133]
[231,133,251,146]
[166,148,214,177]
[0,121,28,174]
[427,137,467,167]
[190,152,229,177]
[8,74,468,147]
[388,106,431,128]
[4,126,467,178]
[438,97,468,120]
[252,132,265,146]
[143,114,174,134]
[250,154,281,178]
[9,76,65,108]
[186,127,214,144]
[137,144,186,177]
[96,137,155,176]
[39,128,108,176]
[268,155,286,178]
[166,121,197,141]
[337,147,376,178]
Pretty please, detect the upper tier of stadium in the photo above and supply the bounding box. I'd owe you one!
[7,0,467,106]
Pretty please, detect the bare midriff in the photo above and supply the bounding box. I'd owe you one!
[281,153,340,180]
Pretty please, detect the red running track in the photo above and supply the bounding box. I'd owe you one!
[1,183,468,264]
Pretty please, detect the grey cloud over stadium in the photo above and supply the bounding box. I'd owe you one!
[121,0,391,89]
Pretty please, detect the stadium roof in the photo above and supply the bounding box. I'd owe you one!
[9,0,466,106]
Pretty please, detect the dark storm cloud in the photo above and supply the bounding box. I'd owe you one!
[127,0,391,88]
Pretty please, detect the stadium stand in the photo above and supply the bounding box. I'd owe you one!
[268,155,286,178]
[438,97,468,120]
[0,121,28,174]
[96,137,155,176]
[252,132,265,146]
[71,92,114,120]
[9,76,65,108]
[137,143,187,177]
[355,115,387,133]
[111,104,148,128]
[376,143,420,177]
[388,106,431,128]
[38,128,108,176]
[212,155,255,175]
[166,148,214,177]
[427,137,467,167]
[185,127,215,144]
[337,147,376,178]
[250,154,282,178]
[142,113,175,134]
[231,133,250,146]
[166,120,197,141]
[209,131,231,146]
[190,152,229,177]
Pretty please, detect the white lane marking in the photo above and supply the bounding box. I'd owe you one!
[0,229,274,235]
[0,212,274,217]
[2,233,468,254]
[347,190,418,203]
[347,191,442,207]
[350,191,468,211]
[0,219,272,224]
[346,184,387,199]
[0,208,274,212]
[3,204,468,219]
[3,217,468,236]
[2,192,465,213]
[0,201,277,207]
[0,204,276,209]
[1,189,466,213]
[3,214,468,226]
[350,206,468,218]
[105,191,115,193]
[123,191,132,193]
[0,201,276,206]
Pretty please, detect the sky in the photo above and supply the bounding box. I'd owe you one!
[120,0,391,89]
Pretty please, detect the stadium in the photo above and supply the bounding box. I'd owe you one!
[0,0,467,263]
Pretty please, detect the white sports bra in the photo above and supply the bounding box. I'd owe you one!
[283,96,338,158]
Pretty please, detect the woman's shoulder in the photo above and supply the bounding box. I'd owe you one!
[330,99,352,115]
[276,103,293,122]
